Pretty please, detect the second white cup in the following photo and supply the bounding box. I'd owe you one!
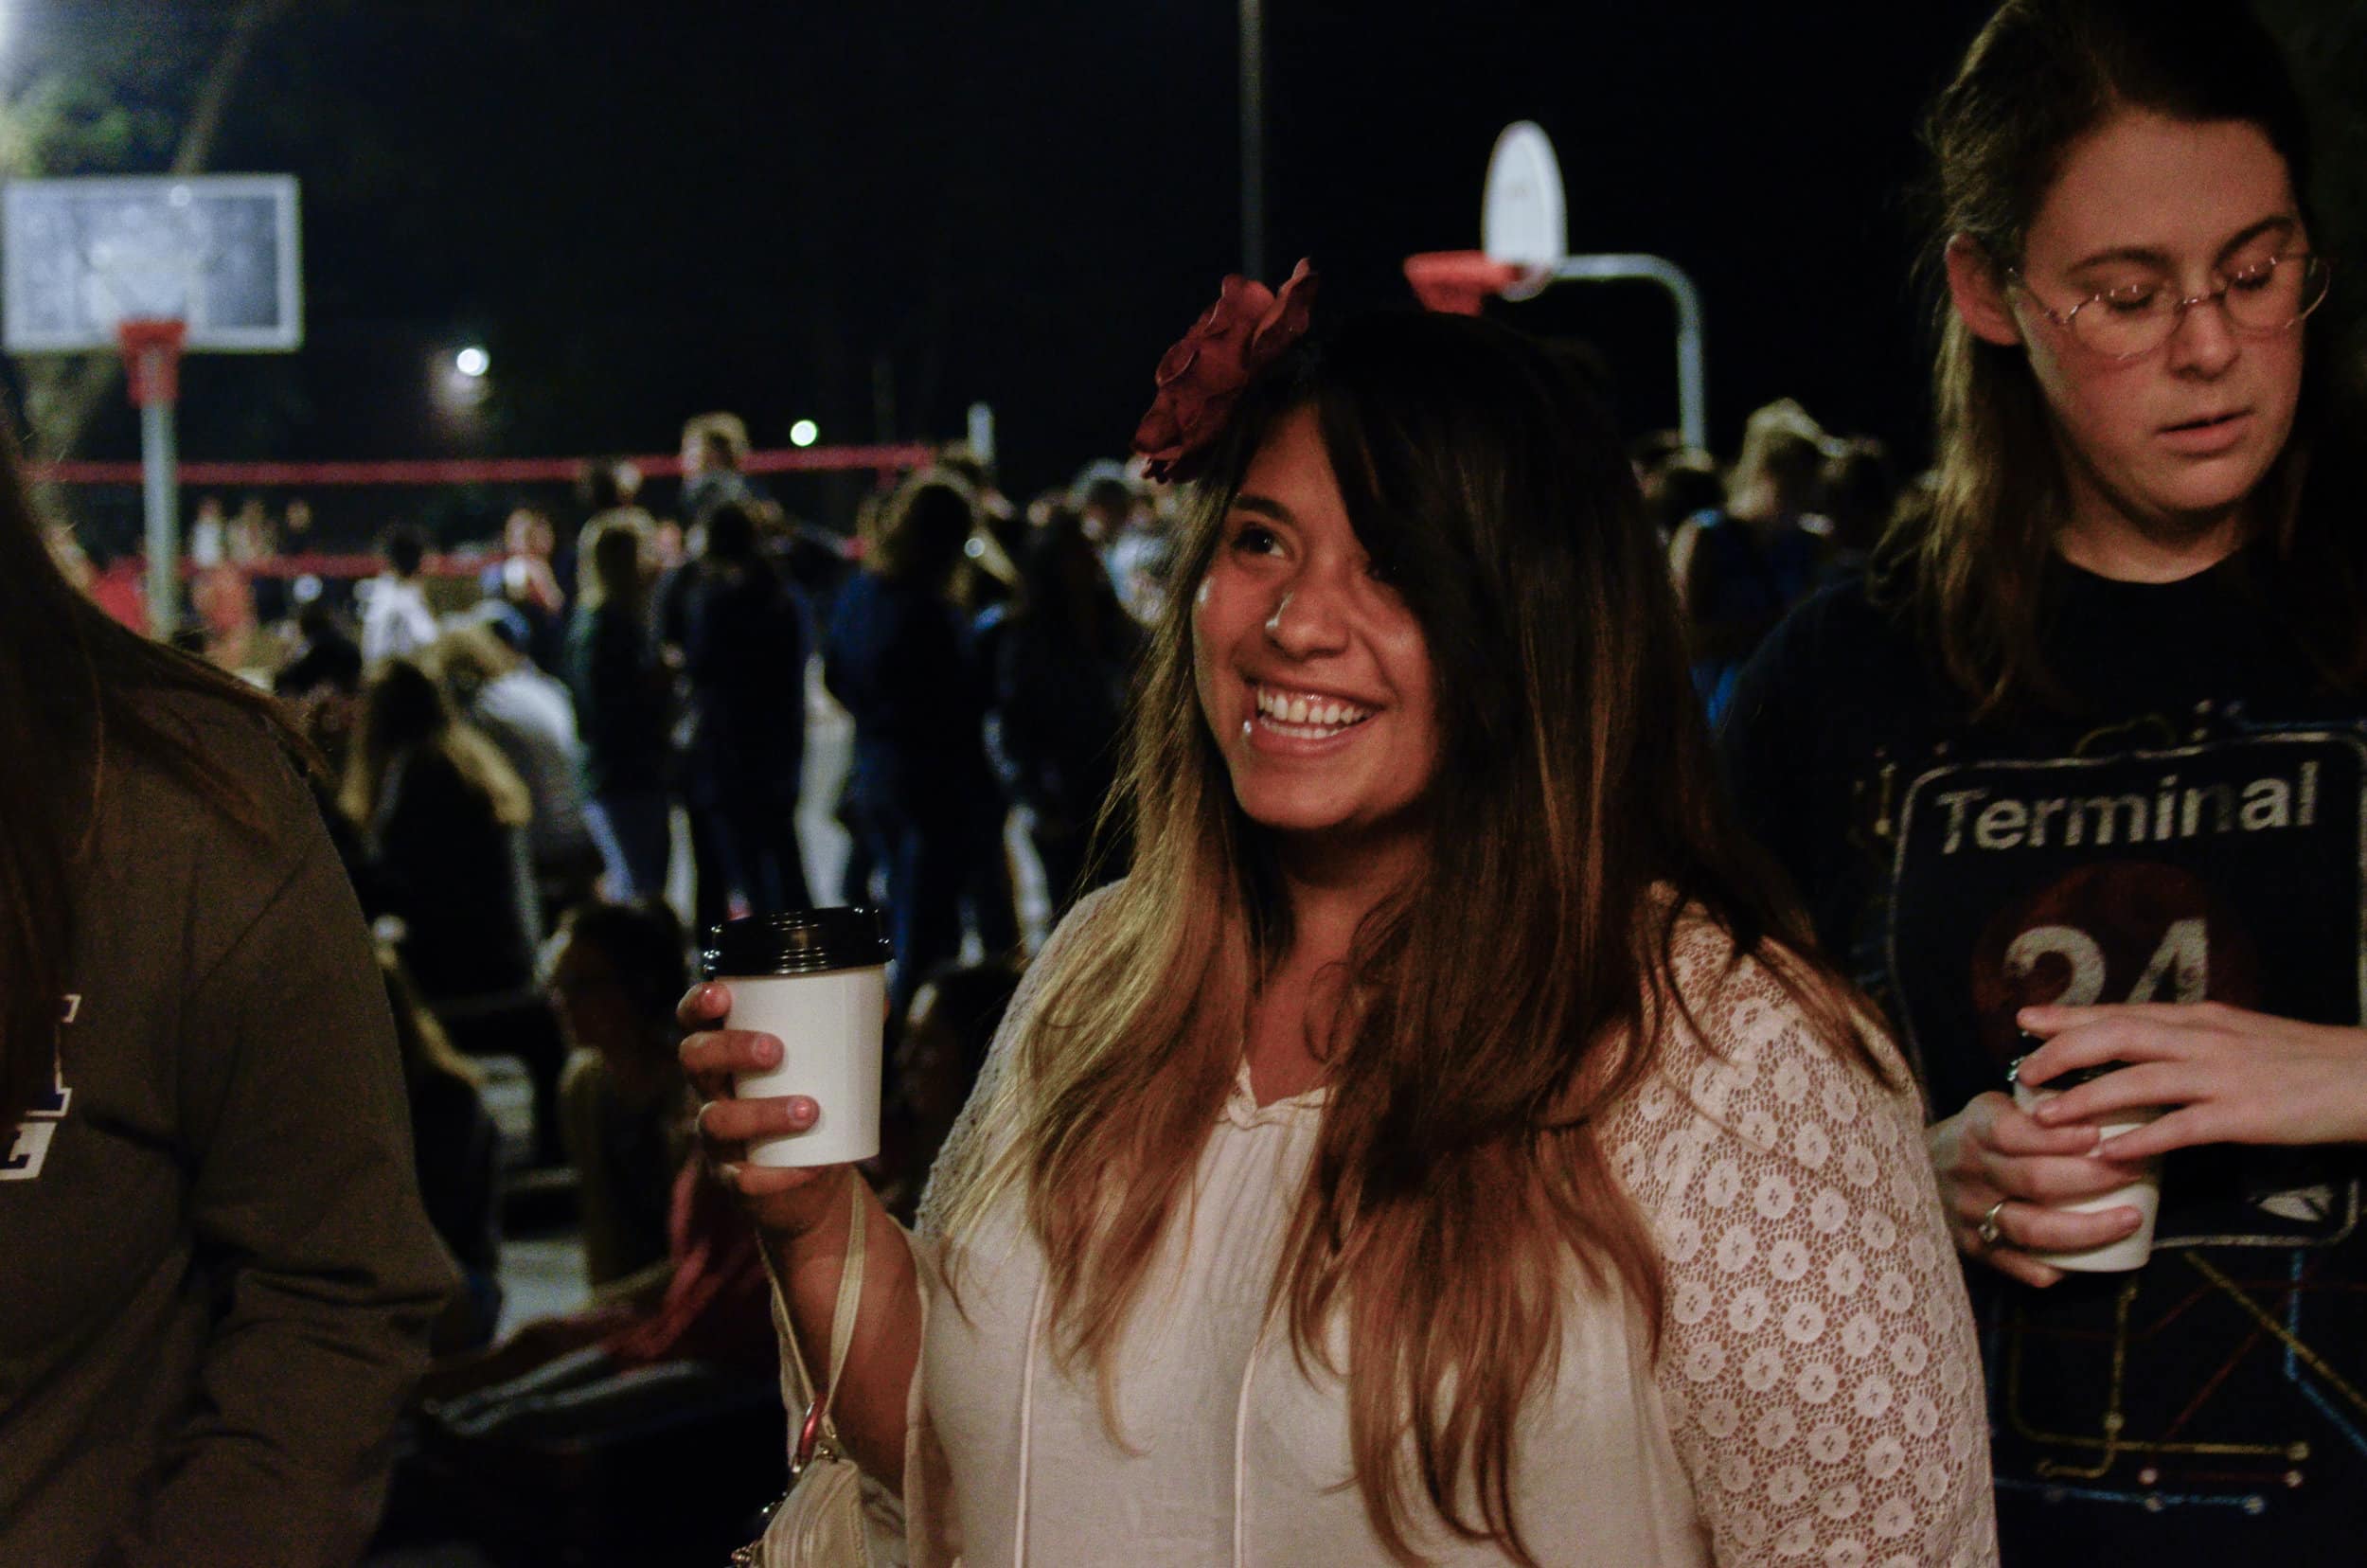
[2008,1058,2162,1273]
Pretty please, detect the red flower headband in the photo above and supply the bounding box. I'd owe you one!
[1130,258,1317,484]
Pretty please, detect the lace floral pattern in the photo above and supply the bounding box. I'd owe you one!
[1603,920,1998,1565]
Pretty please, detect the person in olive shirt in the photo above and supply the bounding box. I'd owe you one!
[0,431,454,1564]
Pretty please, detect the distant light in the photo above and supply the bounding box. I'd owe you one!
[789,419,819,448]
[454,347,490,379]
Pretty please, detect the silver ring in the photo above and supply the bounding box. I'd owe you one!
[1977,1199,2008,1246]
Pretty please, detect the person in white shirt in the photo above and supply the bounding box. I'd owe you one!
[361,524,439,666]
[433,617,596,899]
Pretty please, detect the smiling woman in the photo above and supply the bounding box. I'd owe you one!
[1191,405,1440,861]
[681,295,1998,1565]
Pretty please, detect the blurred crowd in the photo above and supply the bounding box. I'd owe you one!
[41,410,1166,1558]
[1643,396,1910,725]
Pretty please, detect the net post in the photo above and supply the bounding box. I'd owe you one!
[118,319,188,636]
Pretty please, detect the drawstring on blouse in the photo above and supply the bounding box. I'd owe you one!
[1010,1273,1049,1565]
[1008,1067,1318,1567]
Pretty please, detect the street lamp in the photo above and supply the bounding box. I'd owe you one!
[454,346,489,378]
[789,419,819,448]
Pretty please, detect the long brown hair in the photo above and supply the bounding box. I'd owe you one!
[928,312,1885,1564]
[0,422,300,1131]
[1884,0,2367,715]
[339,658,531,834]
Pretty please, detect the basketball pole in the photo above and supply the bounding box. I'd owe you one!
[119,320,188,637]
[141,396,178,633]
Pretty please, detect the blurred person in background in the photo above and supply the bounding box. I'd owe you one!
[342,656,561,1161]
[1668,397,1835,722]
[189,560,264,676]
[989,507,1143,921]
[281,495,316,554]
[566,510,675,905]
[875,956,1022,1221]
[1817,435,1899,579]
[479,505,568,672]
[381,947,505,1356]
[0,418,451,1565]
[420,896,769,1407]
[272,600,379,908]
[343,656,542,1005]
[275,598,365,722]
[678,409,758,526]
[187,493,227,568]
[1071,460,1135,546]
[1083,463,1178,622]
[550,900,694,1289]
[362,522,440,665]
[572,456,650,624]
[399,899,774,1563]
[436,618,600,918]
[1635,437,1726,549]
[82,538,150,634]
[678,497,811,918]
[827,473,1018,1010]
[939,443,1026,560]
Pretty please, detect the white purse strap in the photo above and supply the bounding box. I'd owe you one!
[782,1171,868,1472]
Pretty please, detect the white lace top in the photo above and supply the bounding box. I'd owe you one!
[898,905,1997,1566]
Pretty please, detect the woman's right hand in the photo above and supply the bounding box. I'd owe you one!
[1925,1091,2145,1289]
[677,980,859,1243]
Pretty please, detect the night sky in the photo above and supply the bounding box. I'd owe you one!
[9,0,2331,538]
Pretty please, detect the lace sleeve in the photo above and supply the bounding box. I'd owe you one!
[1604,925,1998,1567]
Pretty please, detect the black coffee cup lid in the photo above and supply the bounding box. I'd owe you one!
[703,907,892,978]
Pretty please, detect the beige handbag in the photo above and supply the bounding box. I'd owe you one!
[733,1174,903,1567]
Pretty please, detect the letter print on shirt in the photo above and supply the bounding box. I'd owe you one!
[1888,727,2367,1513]
[1,995,79,1182]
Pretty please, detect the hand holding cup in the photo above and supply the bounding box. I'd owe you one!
[678,981,851,1242]
[680,907,895,1242]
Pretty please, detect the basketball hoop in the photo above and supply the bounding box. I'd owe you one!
[117,318,187,408]
[1403,120,1711,450]
[1402,251,1523,316]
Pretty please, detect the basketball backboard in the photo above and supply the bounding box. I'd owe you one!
[3,174,301,352]
[1481,122,1566,302]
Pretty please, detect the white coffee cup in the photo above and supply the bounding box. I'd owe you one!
[704,908,892,1168]
[2008,1057,2162,1273]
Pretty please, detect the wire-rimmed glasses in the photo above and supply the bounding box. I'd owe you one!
[2006,252,2332,361]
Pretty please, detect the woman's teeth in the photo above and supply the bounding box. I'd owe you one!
[1253,684,1371,733]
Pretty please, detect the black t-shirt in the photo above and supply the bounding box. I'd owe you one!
[1721,555,2367,1560]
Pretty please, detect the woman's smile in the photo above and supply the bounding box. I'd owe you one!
[1192,406,1440,848]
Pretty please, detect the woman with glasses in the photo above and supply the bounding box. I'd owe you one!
[1721,0,2365,1559]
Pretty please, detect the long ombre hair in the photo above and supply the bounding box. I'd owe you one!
[928,313,1885,1563]
[1883,0,2367,715]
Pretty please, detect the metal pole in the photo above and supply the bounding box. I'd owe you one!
[141,392,180,637]
[1549,254,1709,451]
[1239,0,1265,277]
